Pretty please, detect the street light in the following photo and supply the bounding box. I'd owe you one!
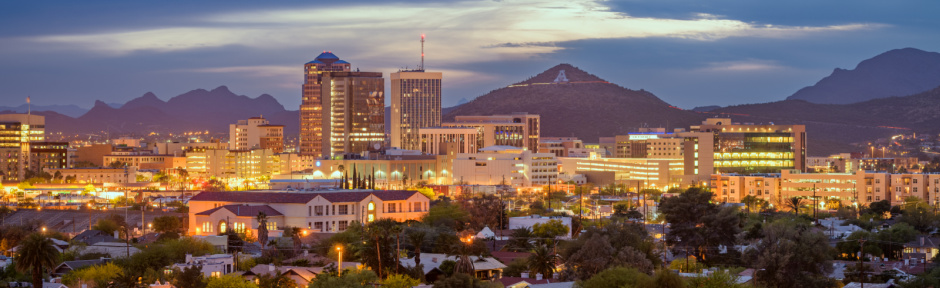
[336,246,343,277]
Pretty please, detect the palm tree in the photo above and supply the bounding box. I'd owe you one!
[365,219,396,278]
[405,227,427,267]
[390,224,404,274]
[786,197,804,216]
[506,227,535,252]
[15,233,59,288]
[257,211,268,253]
[528,244,559,279]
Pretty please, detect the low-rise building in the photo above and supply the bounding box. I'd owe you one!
[45,167,138,184]
[400,253,506,282]
[189,190,430,236]
[453,146,558,187]
[418,127,479,155]
[172,254,235,277]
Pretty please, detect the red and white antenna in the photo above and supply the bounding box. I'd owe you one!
[420,34,425,71]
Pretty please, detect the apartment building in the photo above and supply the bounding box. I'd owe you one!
[229,116,284,153]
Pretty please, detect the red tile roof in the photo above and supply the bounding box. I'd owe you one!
[195,204,284,217]
[189,190,424,204]
[190,192,319,203]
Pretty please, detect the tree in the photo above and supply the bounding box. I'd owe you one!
[363,218,398,279]
[257,211,269,252]
[152,216,181,233]
[458,194,507,231]
[686,270,747,288]
[741,195,759,214]
[785,197,804,216]
[256,271,296,288]
[309,269,378,288]
[62,262,124,288]
[405,227,427,267]
[528,244,559,278]
[836,231,882,260]
[577,267,652,288]
[15,233,60,288]
[744,218,835,288]
[651,269,685,288]
[171,265,207,288]
[532,219,569,243]
[898,196,937,232]
[432,273,501,288]
[659,187,740,263]
[206,274,257,288]
[421,200,469,230]
[869,200,891,217]
[381,274,420,288]
[505,227,535,252]
[560,222,659,280]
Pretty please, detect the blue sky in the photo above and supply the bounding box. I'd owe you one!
[1,0,938,110]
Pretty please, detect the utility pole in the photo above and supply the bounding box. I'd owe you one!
[813,184,818,223]
[859,238,866,288]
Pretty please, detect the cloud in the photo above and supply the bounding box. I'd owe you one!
[700,60,787,72]
[19,0,884,62]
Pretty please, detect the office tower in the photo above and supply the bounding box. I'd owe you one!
[300,52,351,157]
[229,116,284,153]
[299,51,386,157]
[0,114,45,180]
[390,70,442,150]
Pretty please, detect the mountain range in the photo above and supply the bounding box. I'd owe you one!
[5,47,940,156]
[6,86,300,137]
[786,48,940,104]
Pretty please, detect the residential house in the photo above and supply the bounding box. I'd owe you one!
[171,254,235,277]
[400,253,506,282]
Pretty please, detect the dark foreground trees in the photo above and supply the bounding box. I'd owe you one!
[745,218,836,288]
[659,187,740,265]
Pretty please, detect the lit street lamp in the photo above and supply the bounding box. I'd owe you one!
[336,246,344,277]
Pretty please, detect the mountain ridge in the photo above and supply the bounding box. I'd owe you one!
[786,48,940,104]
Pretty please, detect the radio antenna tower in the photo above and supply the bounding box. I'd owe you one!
[420,34,425,71]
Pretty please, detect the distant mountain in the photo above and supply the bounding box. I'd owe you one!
[445,64,704,141]
[787,48,940,104]
[45,86,298,137]
[0,104,88,118]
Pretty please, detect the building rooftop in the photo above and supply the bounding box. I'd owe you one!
[189,190,424,204]
[195,204,284,217]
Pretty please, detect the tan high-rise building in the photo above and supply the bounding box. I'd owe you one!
[229,116,283,153]
[299,52,385,158]
[391,70,442,150]
[300,52,351,157]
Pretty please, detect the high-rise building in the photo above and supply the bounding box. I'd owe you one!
[0,114,46,180]
[299,52,385,158]
[390,70,442,150]
[300,52,351,157]
[229,116,284,153]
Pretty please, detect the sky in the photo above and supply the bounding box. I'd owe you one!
[1,0,939,110]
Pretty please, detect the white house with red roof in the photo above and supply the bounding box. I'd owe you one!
[189,190,430,237]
